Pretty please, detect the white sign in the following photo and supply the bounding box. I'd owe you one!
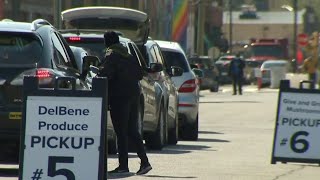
[22,96,103,180]
[273,92,320,160]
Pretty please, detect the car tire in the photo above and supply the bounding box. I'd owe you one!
[210,83,219,92]
[168,110,178,145]
[145,103,166,150]
[180,114,198,141]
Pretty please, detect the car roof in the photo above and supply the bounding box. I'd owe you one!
[0,19,54,33]
[262,60,288,64]
[154,40,184,52]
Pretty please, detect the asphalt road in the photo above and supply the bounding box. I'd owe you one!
[1,73,319,180]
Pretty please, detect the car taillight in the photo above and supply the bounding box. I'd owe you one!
[178,79,197,93]
[68,37,81,41]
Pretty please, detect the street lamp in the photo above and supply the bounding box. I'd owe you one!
[229,0,233,53]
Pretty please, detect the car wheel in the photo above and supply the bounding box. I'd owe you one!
[168,110,178,145]
[145,103,166,150]
[181,114,198,141]
[210,83,219,92]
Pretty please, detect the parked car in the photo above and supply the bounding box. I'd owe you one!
[214,55,235,84]
[260,60,288,85]
[139,38,183,145]
[244,59,264,85]
[188,55,219,92]
[0,19,91,157]
[155,40,202,140]
[61,6,169,150]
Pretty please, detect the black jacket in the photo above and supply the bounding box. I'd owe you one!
[98,43,143,97]
[228,57,245,77]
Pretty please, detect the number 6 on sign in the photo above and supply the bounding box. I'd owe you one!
[271,89,320,165]
[48,156,75,180]
[290,131,309,153]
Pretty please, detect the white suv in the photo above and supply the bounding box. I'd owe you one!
[155,40,201,140]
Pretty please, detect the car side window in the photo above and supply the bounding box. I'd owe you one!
[128,43,147,68]
[153,45,164,65]
[51,33,71,67]
[148,46,157,65]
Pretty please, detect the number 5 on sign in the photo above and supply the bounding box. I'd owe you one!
[48,156,75,180]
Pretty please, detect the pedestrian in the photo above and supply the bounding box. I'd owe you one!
[302,56,317,88]
[228,53,245,95]
[98,31,152,175]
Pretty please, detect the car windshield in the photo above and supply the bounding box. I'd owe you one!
[251,45,284,58]
[161,51,189,72]
[0,33,42,66]
[66,41,106,61]
[66,38,128,61]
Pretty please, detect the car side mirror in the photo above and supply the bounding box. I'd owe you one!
[81,56,100,79]
[192,68,204,78]
[82,56,100,73]
[170,66,183,77]
[148,63,163,73]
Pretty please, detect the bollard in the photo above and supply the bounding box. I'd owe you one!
[257,77,262,90]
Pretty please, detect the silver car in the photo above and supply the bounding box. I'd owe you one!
[155,40,201,140]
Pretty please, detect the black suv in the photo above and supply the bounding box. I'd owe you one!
[61,6,175,151]
[0,19,90,154]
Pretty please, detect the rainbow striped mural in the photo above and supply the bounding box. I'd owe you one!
[172,0,189,50]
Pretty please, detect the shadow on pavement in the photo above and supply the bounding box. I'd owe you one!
[143,174,197,179]
[197,138,230,143]
[198,130,224,135]
[200,100,260,104]
[108,173,197,179]
[107,172,135,179]
[0,167,19,177]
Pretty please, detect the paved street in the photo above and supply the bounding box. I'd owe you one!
[1,73,319,180]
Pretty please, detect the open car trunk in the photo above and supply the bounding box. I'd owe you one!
[61,6,150,45]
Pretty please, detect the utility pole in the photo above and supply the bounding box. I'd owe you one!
[229,0,233,53]
[196,0,204,55]
[293,0,297,73]
[54,0,62,28]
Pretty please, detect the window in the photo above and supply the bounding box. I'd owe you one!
[0,32,42,65]
[51,33,70,66]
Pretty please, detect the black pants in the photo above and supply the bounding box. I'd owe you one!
[109,95,148,169]
[232,75,243,94]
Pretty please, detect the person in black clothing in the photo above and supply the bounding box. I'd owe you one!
[228,53,245,95]
[98,31,152,175]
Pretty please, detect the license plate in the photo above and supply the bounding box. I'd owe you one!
[9,112,22,120]
[222,72,228,76]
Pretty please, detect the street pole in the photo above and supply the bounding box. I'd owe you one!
[293,0,297,72]
[229,0,233,54]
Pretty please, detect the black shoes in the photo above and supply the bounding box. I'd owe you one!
[136,163,152,175]
[108,167,129,174]
[108,163,152,175]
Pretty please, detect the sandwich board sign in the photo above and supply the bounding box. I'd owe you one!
[271,80,320,165]
[19,76,108,180]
